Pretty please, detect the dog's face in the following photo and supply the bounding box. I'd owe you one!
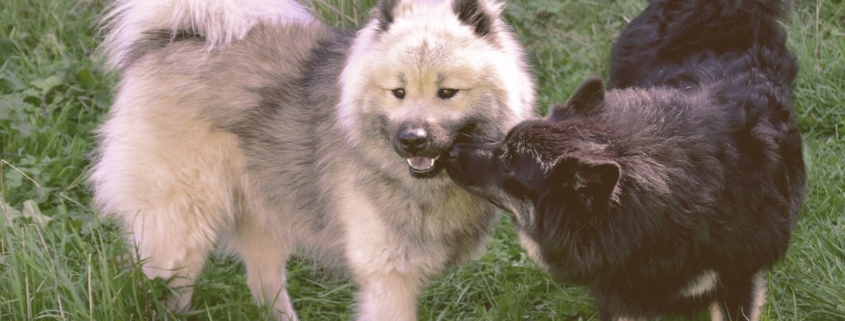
[338,0,535,178]
[444,124,545,220]
[446,77,621,232]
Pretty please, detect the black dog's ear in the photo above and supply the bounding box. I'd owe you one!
[550,76,605,120]
[453,0,494,37]
[376,0,400,31]
[553,157,620,212]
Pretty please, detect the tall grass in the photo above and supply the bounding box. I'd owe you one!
[2,0,843,320]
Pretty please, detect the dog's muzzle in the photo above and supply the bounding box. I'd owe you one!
[396,123,443,176]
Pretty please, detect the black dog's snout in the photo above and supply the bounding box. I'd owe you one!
[398,125,429,153]
[447,145,460,160]
[448,143,473,161]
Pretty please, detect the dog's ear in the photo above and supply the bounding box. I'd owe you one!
[553,157,620,212]
[453,0,496,37]
[376,0,400,31]
[550,76,605,121]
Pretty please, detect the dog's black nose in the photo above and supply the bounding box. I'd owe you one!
[398,126,429,153]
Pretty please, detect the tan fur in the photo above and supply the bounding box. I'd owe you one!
[516,231,548,270]
[746,272,767,321]
[90,0,536,320]
[680,269,720,298]
[90,72,247,311]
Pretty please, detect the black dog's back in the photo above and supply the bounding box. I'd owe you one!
[609,0,796,90]
[567,0,804,319]
[608,0,803,226]
[445,0,805,320]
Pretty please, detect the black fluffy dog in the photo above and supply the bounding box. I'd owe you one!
[446,0,805,320]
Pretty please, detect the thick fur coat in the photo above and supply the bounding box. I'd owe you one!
[89,0,535,320]
[446,0,805,320]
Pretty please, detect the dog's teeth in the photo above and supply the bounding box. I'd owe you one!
[407,157,436,171]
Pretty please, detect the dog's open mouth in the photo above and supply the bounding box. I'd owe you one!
[406,155,443,178]
[407,155,439,173]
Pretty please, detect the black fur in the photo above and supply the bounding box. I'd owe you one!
[124,29,204,69]
[446,0,805,320]
[453,0,493,36]
[376,0,399,31]
[608,0,793,89]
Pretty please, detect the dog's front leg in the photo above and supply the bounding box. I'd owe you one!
[344,221,428,321]
[338,193,431,321]
[352,268,424,321]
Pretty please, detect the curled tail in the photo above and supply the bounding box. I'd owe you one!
[99,0,315,70]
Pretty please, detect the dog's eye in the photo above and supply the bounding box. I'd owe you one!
[437,88,459,99]
[392,88,406,99]
[499,159,514,176]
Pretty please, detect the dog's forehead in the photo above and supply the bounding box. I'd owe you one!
[502,133,549,162]
[506,121,555,148]
[502,121,577,164]
[388,32,492,68]
[381,3,497,59]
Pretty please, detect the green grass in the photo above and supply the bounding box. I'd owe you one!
[1,0,843,320]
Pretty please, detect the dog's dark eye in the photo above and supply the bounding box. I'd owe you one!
[392,88,406,99]
[437,88,459,99]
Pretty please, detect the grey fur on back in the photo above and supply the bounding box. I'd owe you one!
[89,0,536,319]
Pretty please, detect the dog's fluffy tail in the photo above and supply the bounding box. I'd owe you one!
[99,0,315,70]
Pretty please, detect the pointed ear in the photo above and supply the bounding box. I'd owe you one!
[453,0,496,37]
[550,76,605,120]
[553,157,620,211]
[376,0,400,31]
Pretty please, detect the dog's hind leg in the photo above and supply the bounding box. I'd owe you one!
[712,271,767,321]
[126,203,222,312]
[90,90,248,311]
[229,215,297,321]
